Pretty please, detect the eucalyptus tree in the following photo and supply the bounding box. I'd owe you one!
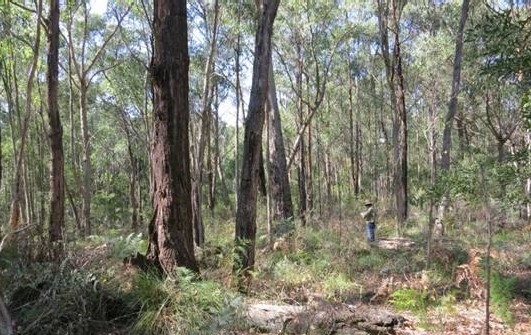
[188,0,221,247]
[64,2,129,236]
[468,4,531,219]
[47,0,65,259]
[96,1,156,231]
[234,0,280,287]
[440,0,470,173]
[276,0,346,223]
[9,0,43,230]
[266,56,293,230]
[146,0,199,274]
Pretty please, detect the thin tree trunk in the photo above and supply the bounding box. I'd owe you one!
[67,3,129,237]
[10,0,42,229]
[377,0,408,228]
[118,110,139,231]
[392,0,408,226]
[192,0,220,247]
[209,86,220,211]
[234,0,279,288]
[440,0,470,171]
[348,64,357,195]
[267,61,294,226]
[426,91,438,268]
[79,82,92,236]
[146,0,199,275]
[234,1,243,208]
[47,0,65,260]
[298,135,307,226]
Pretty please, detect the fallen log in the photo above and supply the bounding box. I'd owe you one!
[246,300,406,334]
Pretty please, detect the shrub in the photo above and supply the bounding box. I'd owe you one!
[489,272,516,324]
[390,288,429,314]
[7,261,133,335]
[128,267,244,335]
[322,272,362,301]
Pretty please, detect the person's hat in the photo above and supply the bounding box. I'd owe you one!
[364,200,372,206]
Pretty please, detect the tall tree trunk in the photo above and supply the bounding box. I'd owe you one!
[192,0,220,247]
[47,0,65,259]
[348,67,361,197]
[377,0,408,228]
[79,82,92,236]
[66,3,129,237]
[10,0,42,230]
[234,0,279,287]
[440,0,470,170]
[298,135,308,226]
[209,85,219,211]
[234,1,244,209]
[146,0,199,275]
[118,110,140,231]
[267,62,294,228]
[392,0,408,226]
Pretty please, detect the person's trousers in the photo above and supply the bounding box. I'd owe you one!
[366,222,376,242]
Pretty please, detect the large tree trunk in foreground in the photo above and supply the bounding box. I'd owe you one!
[147,0,199,275]
[47,0,65,260]
[234,0,280,286]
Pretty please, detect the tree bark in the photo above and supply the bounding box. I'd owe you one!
[440,0,470,171]
[47,0,65,259]
[392,0,408,226]
[377,0,408,228]
[267,62,294,227]
[234,0,280,286]
[79,80,92,236]
[147,0,199,275]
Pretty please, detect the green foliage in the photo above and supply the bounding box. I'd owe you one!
[489,272,517,324]
[322,272,361,301]
[524,90,531,130]
[273,257,314,285]
[468,6,531,85]
[109,233,147,259]
[128,268,244,335]
[5,261,133,335]
[350,249,386,273]
[390,288,429,314]
[87,232,147,259]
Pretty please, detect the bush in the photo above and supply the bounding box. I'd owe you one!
[7,261,133,335]
[127,267,244,335]
[390,288,429,314]
[489,272,516,324]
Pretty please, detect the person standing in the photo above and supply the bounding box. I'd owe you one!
[361,200,376,242]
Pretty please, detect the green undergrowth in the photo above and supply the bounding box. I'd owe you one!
[85,230,147,259]
[127,268,245,335]
[3,260,134,335]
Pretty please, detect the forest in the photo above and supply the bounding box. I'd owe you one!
[0,0,530,334]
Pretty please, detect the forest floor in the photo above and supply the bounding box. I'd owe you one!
[2,217,531,334]
[227,230,531,335]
